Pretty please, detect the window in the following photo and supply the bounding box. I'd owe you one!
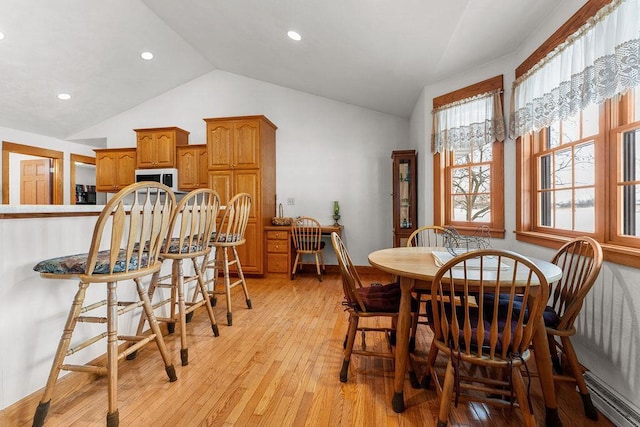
[433,76,505,238]
[519,86,640,265]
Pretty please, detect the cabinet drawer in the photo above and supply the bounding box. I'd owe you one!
[267,253,289,273]
[267,240,288,253]
[266,230,289,240]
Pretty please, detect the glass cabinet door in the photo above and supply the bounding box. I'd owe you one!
[392,150,417,247]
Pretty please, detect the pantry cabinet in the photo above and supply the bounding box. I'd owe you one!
[205,115,277,275]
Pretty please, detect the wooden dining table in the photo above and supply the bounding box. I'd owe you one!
[368,246,564,427]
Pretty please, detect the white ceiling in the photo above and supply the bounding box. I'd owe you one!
[0,0,567,142]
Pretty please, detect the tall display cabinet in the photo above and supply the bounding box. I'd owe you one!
[205,115,277,276]
[392,150,417,247]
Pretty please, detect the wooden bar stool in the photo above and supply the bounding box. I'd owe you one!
[132,188,221,366]
[31,182,178,427]
[204,192,252,326]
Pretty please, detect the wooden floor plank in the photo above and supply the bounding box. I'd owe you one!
[1,273,617,426]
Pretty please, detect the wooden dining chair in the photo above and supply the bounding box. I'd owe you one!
[204,192,252,326]
[291,216,325,281]
[406,225,449,351]
[32,182,178,427]
[545,236,603,420]
[131,188,221,366]
[426,249,549,427]
[331,232,419,386]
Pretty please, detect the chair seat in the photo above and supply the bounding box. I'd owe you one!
[164,237,205,254]
[357,282,418,313]
[210,232,243,244]
[485,294,560,328]
[33,249,149,275]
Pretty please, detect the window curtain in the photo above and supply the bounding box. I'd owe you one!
[432,89,505,154]
[509,0,640,139]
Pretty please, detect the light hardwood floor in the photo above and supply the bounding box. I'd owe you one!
[2,272,616,426]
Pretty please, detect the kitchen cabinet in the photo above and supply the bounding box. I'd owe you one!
[94,148,137,192]
[392,150,417,247]
[264,228,292,275]
[134,127,189,169]
[205,115,277,275]
[176,145,208,190]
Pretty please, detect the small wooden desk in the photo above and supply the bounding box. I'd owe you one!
[368,246,564,426]
[264,224,343,276]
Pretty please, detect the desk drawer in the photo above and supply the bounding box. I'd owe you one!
[267,253,289,273]
[267,240,288,253]
[266,230,289,240]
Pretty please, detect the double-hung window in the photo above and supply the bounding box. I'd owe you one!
[512,0,640,266]
[433,76,505,237]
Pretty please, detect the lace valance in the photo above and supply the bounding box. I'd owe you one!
[432,89,505,154]
[509,0,640,139]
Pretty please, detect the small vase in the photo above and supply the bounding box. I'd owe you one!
[332,213,341,226]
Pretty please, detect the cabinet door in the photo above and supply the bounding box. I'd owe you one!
[234,121,259,169]
[208,170,232,205]
[154,131,175,167]
[198,147,208,188]
[136,132,155,168]
[234,170,259,219]
[177,148,199,190]
[208,123,233,169]
[235,221,259,273]
[116,151,136,189]
[96,152,117,191]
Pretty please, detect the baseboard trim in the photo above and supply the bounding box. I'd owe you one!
[584,372,640,427]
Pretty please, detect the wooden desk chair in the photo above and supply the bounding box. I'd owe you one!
[32,182,178,427]
[331,232,419,387]
[291,216,326,281]
[426,249,549,427]
[406,225,448,351]
[132,188,221,366]
[205,192,252,326]
[545,236,603,420]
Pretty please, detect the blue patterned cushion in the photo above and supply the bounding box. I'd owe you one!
[210,232,242,244]
[34,249,150,275]
[164,237,205,254]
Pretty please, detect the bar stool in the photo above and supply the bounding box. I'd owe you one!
[204,192,252,326]
[32,182,178,427]
[132,188,221,366]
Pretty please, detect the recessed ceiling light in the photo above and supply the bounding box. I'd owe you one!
[140,51,154,60]
[0,32,5,41]
[57,93,71,100]
[287,30,302,41]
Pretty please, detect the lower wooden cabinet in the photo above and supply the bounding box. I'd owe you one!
[265,228,292,276]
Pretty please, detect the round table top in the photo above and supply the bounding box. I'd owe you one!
[368,246,562,287]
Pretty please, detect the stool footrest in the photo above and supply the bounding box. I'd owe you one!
[77,316,107,324]
[67,333,108,355]
[62,364,107,376]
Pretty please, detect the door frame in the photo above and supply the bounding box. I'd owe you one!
[70,153,96,205]
[2,141,64,204]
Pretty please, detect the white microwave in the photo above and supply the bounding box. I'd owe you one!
[135,168,179,192]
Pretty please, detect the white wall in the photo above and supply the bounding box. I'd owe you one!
[70,70,411,265]
[1,126,97,204]
[411,0,640,412]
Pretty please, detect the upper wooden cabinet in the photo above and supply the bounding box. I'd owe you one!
[134,127,189,169]
[94,148,136,192]
[204,115,277,275]
[205,119,262,170]
[176,144,208,191]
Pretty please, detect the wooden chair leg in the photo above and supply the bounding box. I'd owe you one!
[232,246,252,310]
[314,253,322,282]
[422,340,439,389]
[340,316,359,382]
[221,247,233,326]
[291,252,301,279]
[561,336,598,420]
[511,366,536,427]
[106,282,119,427]
[33,282,89,427]
[437,360,455,427]
[174,260,189,366]
[133,278,177,382]
[192,257,220,337]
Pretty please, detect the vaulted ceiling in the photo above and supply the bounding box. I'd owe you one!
[0,0,570,141]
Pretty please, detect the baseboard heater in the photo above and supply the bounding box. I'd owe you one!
[584,372,640,427]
